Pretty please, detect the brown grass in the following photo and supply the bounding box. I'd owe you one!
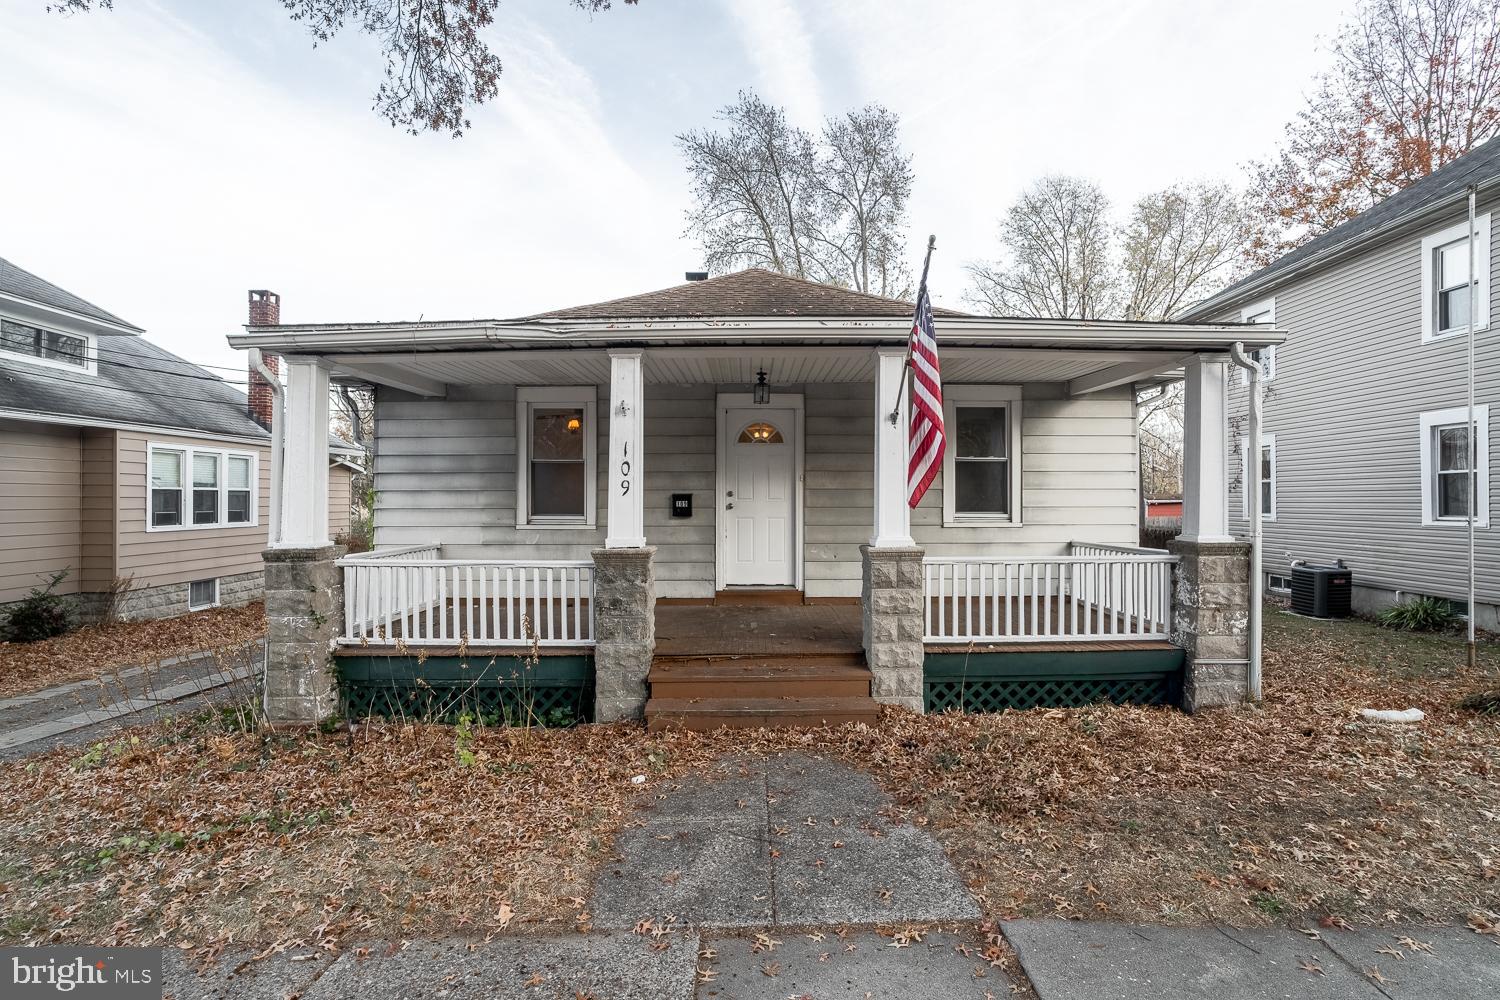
[0,609,1496,950]
[0,603,266,698]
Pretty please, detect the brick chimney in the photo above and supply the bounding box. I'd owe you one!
[248,290,281,428]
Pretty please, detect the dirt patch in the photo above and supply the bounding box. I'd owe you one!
[0,610,1496,950]
[0,603,266,698]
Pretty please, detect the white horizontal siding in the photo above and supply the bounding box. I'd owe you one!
[373,380,1140,600]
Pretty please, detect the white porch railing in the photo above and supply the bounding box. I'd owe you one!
[337,545,595,646]
[923,542,1177,643]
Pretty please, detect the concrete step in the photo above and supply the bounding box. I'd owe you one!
[644,695,882,732]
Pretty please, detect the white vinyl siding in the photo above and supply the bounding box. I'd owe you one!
[373,381,1141,602]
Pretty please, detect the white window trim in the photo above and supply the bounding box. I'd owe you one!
[1237,297,1276,385]
[188,578,220,611]
[1420,213,1491,343]
[146,443,260,532]
[941,384,1023,528]
[515,386,598,529]
[0,317,97,375]
[1419,405,1490,527]
[1267,573,1292,594]
[1239,432,1277,521]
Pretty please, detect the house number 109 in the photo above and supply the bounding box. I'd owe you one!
[620,441,632,495]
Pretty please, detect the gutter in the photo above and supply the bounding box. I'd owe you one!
[1228,343,1264,702]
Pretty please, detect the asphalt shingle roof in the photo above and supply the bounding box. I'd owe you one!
[2,335,270,439]
[523,267,972,321]
[0,255,143,331]
[1185,136,1500,318]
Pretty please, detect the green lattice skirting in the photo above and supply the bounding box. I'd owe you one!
[924,647,1185,713]
[337,655,594,725]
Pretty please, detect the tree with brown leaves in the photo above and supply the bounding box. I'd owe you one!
[48,0,638,137]
[1249,0,1500,262]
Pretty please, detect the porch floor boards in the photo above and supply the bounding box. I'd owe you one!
[654,604,863,659]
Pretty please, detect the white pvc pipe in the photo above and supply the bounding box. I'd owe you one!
[1467,185,1478,667]
[1229,342,1263,701]
[249,348,284,546]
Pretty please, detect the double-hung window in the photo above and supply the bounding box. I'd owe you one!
[516,387,597,528]
[1420,214,1491,342]
[941,385,1022,526]
[148,444,258,530]
[1240,433,1276,520]
[1419,406,1490,527]
[0,318,94,373]
[1238,298,1276,384]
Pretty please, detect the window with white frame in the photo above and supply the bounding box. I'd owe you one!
[148,444,258,530]
[1419,405,1490,527]
[188,579,219,611]
[1238,298,1276,384]
[941,385,1022,526]
[516,387,597,528]
[1240,433,1277,520]
[1267,573,1292,593]
[0,318,94,373]
[1420,214,1491,342]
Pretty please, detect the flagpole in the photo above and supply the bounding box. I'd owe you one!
[892,235,937,425]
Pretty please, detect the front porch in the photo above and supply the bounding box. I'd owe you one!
[238,270,1278,724]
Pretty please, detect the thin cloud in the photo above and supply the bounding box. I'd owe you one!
[721,0,824,127]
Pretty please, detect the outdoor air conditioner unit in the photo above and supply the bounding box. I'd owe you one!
[1290,562,1352,619]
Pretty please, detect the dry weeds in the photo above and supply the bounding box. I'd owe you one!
[0,610,1495,951]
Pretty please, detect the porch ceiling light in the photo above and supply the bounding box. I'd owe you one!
[754,369,771,405]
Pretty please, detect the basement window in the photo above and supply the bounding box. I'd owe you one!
[188,579,219,611]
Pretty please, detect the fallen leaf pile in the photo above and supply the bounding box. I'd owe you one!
[0,602,266,697]
[0,610,1496,952]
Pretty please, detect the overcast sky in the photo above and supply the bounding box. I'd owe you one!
[2,0,1354,381]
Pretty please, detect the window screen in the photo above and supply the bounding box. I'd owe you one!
[953,406,1009,515]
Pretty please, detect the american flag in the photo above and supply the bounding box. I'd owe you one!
[906,276,944,508]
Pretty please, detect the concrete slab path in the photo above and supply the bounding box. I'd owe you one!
[1004,919,1500,1000]
[588,752,982,929]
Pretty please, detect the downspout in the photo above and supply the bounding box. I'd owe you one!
[249,348,284,545]
[1466,185,1478,670]
[1229,343,1263,701]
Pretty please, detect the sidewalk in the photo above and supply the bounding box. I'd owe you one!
[158,752,1499,998]
[0,642,260,758]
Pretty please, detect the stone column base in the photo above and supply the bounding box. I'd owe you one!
[861,544,925,713]
[592,547,656,722]
[1168,538,1253,712]
[262,545,341,723]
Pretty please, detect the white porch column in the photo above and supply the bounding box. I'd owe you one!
[1179,356,1232,543]
[871,346,914,547]
[605,348,646,548]
[277,357,330,548]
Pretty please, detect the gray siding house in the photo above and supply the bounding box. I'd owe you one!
[1183,138,1500,626]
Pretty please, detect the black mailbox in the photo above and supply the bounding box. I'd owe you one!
[671,493,692,518]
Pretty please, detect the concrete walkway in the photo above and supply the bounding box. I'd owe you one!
[151,751,1500,999]
[0,642,261,758]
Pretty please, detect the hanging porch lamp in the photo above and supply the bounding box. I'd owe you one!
[753,369,771,405]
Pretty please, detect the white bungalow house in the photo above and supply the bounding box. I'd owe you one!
[228,269,1279,728]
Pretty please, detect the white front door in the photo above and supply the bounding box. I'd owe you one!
[722,406,797,587]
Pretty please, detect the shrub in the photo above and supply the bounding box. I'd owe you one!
[3,569,73,643]
[1376,595,1462,632]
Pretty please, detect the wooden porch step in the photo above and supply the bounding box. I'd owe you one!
[648,654,870,700]
[644,695,882,732]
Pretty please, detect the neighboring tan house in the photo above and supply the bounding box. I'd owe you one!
[1183,137,1499,626]
[0,257,359,622]
[230,268,1282,728]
